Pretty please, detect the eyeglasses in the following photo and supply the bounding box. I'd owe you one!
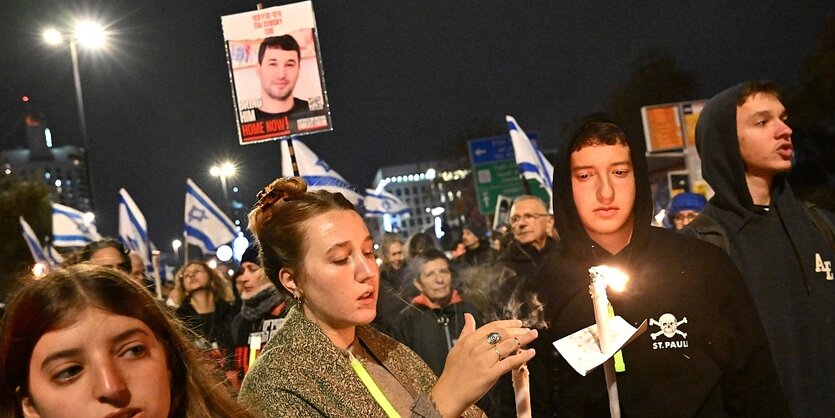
[674,213,699,223]
[509,213,551,224]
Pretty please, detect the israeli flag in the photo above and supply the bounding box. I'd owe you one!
[52,203,101,247]
[45,244,64,266]
[20,217,48,264]
[185,179,237,254]
[507,115,554,208]
[281,139,363,205]
[119,189,150,271]
[364,189,410,218]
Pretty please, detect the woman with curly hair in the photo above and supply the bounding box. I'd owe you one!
[173,261,236,375]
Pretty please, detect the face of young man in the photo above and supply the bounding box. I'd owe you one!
[736,93,793,178]
[257,48,300,103]
[570,143,636,254]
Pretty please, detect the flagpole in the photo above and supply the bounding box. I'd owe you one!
[183,231,189,263]
[151,250,163,299]
[518,173,533,195]
[288,135,301,177]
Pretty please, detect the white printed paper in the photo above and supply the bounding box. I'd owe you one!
[553,316,647,376]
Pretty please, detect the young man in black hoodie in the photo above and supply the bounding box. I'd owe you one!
[684,81,835,416]
[526,119,787,416]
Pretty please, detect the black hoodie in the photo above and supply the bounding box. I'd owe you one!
[525,117,787,416]
[685,82,835,416]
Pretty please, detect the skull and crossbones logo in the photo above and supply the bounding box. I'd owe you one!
[650,313,687,340]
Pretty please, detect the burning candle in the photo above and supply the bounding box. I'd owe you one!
[512,364,531,418]
[589,265,629,418]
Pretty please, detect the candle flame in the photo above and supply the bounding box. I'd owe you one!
[589,265,629,292]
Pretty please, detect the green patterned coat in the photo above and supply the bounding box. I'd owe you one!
[239,306,484,418]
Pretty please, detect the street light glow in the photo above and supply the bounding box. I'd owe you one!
[74,20,106,49]
[172,239,182,252]
[221,162,236,176]
[41,18,109,210]
[210,161,237,177]
[82,212,95,223]
[43,28,63,45]
[43,22,107,49]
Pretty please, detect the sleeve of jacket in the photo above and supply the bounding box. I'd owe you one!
[390,307,414,347]
[701,245,790,416]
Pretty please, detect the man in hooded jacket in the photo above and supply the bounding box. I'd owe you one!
[683,81,835,416]
[524,118,787,416]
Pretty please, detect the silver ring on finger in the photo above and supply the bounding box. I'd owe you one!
[494,346,505,361]
[513,337,521,348]
[487,332,502,345]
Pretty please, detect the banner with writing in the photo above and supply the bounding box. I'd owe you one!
[222,1,332,144]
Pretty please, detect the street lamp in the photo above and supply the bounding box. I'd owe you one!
[210,161,237,204]
[43,21,107,210]
[172,239,182,261]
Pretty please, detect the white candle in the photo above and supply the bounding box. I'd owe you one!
[588,265,628,418]
[512,364,531,418]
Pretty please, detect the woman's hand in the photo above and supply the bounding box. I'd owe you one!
[430,314,538,417]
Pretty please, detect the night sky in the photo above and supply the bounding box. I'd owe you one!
[2,0,834,252]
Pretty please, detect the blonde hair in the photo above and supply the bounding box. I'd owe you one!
[248,177,355,296]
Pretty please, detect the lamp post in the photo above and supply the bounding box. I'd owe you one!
[43,21,106,210]
[172,239,182,262]
[210,161,237,205]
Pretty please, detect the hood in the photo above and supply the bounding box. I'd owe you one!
[552,115,653,261]
[410,289,463,309]
[697,82,831,293]
[696,82,764,221]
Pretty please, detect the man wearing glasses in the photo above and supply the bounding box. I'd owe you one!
[498,195,557,281]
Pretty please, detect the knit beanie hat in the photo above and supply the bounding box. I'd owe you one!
[668,192,707,217]
[464,221,488,239]
[241,243,260,265]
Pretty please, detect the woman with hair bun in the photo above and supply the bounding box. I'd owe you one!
[239,177,538,417]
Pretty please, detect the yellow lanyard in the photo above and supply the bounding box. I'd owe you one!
[609,303,626,372]
[349,352,401,418]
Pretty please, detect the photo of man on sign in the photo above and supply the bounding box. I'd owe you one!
[222,1,331,144]
[254,35,310,121]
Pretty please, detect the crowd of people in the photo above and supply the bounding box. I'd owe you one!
[1,80,833,417]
